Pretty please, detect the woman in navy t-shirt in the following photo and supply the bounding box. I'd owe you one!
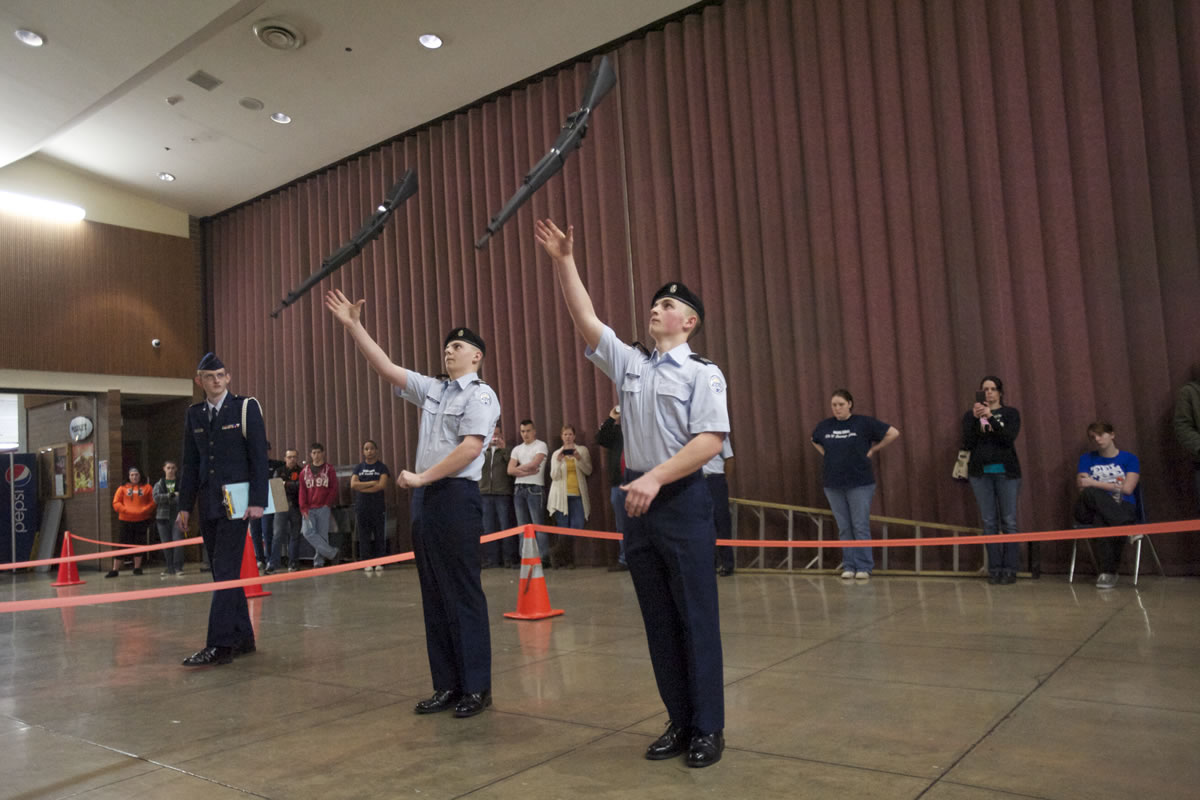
[811,390,900,580]
[351,440,391,572]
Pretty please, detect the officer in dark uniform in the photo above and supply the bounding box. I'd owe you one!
[535,219,729,767]
[177,352,269,666]
[324,289,500,718]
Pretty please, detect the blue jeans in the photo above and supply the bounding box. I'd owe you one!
[301,506,337,565]
[481,494,516,565]
[250,514,273,565]
[513,484,547,556]
[272,507,301,567]
[824,484,875,573]
[969,475,1022,576]
[610,486,628,564]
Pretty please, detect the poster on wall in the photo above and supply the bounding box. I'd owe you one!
[72,442,95,494]
[98,460,108,489]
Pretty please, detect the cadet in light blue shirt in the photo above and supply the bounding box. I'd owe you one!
[325,289,499,719]
[535,218,729,768]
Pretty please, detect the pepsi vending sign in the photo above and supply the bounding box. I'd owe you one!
[2,454,39,564]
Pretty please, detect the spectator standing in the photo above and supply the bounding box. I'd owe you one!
[108,466,155,577]
[509,420,550,561]
[811,390,900,580]
[547,424,592,568]
[351,439,391,572]
[299,443,340,567]
[1073,422,1140,589]
[153,461,184,576]
[962,376,1022,585]
[479,425,516,568]
[596,406,629,570]
[1175,378,1200,512]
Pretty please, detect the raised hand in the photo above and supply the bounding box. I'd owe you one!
[534,218,573,261]
[324,289,366,328]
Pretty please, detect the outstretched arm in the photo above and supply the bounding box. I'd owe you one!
[324,289,408,390]
[534,219,604,350]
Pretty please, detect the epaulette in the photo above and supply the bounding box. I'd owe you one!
[689,354,714,366]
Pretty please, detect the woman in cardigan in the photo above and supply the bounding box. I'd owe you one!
[547,424,592,569]
[962,375,1023,585]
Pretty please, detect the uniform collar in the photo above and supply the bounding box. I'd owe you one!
[651,340,693,367]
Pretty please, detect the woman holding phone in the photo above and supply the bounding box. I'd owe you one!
[547,424,592,568]
[962,376,1023,584]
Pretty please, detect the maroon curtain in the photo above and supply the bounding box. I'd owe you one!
[205,0,1200,572]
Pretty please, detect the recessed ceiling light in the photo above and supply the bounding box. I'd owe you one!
[157,172,176,182]
[14,29,44,47]
[270,112,292,124]
[418,33,443,49]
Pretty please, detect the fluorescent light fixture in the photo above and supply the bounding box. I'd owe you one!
[0,190,84,221]
[270,112,291,124]
[14,29,44,47]
[158,172,176,182]
[418,33,442,49]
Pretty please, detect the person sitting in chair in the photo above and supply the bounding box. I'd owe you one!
[1073,422,1139,590]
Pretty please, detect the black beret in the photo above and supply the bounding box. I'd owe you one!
[444,327,486,356]
[651,281,705,322]
[196,352,225,371]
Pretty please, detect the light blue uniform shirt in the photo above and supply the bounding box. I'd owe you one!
[703,436,735,476]
[395,371,500,479]
[586,325,729,473]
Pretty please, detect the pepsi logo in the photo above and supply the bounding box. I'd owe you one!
[5,464,32,487]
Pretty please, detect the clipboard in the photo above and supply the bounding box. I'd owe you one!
[222,477,287,519]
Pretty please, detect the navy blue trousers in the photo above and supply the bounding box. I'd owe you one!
[624,470,724,734]
[411,479,491,694]
[200,515,254,648]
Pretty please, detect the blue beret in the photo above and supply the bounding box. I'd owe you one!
[651,281,705,322]
[444,327,486,356]
[196,352,225,371]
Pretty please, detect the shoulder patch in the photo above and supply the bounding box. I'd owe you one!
[689,354,714,365]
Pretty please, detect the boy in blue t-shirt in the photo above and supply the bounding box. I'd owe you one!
[1073,422,1140,589]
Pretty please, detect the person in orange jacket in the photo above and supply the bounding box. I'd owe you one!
[109,466,156,577]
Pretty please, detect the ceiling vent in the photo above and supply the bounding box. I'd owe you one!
[186,70,223,91]
[253,19,305,51]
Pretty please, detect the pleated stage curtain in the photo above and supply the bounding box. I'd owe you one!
[205,0,1200,572]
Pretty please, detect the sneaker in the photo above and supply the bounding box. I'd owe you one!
[854,571,870,580]
[840,570,854,579]
[105,570,119,578]
[1096,572,1118,589]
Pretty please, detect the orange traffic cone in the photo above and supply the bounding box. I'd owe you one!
[240,528,271,599]
[51,532,86,587]
[504,525,563,620]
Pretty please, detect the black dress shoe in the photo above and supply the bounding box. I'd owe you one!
[414,690,461,714]
[182,646,233,667]
[686,731,724,768]
[231,640,256,656]
[645,721,691,760]
[453,690,492,718]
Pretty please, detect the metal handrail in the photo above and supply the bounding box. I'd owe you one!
[728,496,984,575]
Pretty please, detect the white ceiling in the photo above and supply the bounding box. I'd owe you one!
[0,0,696,217]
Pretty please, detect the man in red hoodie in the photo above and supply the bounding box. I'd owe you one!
[299,442,340,567]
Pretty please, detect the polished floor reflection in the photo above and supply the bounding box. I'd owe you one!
[2,566,1198,799]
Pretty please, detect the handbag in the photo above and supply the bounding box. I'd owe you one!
[951,450,970,481]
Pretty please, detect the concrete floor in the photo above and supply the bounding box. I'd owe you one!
[2,564,1198,799]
